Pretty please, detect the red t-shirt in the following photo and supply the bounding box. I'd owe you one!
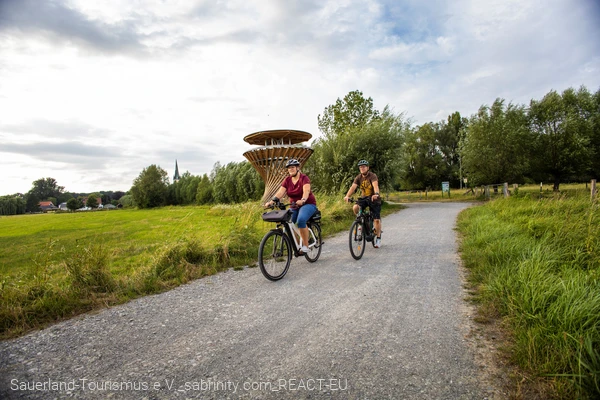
[281,173,316,205]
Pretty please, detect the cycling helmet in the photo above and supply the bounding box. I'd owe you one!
[285,158,300,167]
[357,160,369,167]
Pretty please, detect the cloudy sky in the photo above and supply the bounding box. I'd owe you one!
[1,0,599,196]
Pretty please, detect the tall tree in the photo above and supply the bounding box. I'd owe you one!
[86,194,99,208]
[307,106,408,193]
[25,193,40,213]
[529,87,594,190]
[443,112,468,187]
[66,198,79,211]
[591,87,600,179]
[0,195,26,215]
[196,174,214,204]
[317,90,380,139]
[28,177,65,201]
[130,165,169,208]
[210,161,261,203]
[461,99,532,186]
[401,123,444,189]
[400,112,467,190]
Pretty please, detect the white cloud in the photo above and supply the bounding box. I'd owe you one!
[0,0,598,195]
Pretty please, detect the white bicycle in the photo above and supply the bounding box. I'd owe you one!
[258,200,323,281]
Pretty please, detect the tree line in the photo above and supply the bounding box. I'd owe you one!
[2,84,598,213]
[0,178,126,215]
[128,161,265,209]
[125,85,600,209]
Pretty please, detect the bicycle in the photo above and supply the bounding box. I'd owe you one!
[348,197,379,260]
[258,199,323,281]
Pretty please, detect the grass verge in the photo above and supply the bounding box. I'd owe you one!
[457,190,600,399]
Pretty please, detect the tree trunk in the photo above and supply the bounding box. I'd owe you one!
[553,175,561,192]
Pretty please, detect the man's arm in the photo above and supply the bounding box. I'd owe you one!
[371,180,380,202]
[344,183,358,202]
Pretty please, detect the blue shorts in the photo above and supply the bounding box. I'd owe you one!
[291,204,317,228]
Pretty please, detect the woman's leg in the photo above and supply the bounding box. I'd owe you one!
[296,205,316,249]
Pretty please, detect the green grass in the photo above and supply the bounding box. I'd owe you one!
[0,195,403,339]
[457,189,600,399]
[387,189,471,202]
[388,182,596,203]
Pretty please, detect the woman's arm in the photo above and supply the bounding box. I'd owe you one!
[265,186,287,207]
[297,183,311,205]
[344,183,358,202]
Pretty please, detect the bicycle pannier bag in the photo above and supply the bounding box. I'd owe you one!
[262,209,291,222]
[309,209,321,223]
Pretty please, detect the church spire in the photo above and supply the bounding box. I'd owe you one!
[173,160,181,182]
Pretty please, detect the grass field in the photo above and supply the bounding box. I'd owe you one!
[0,195,402,339]
[388,182,597,203]
[1,205,255,278]
[457,186,600,399]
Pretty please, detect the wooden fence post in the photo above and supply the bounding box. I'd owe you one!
[503,182,509,198]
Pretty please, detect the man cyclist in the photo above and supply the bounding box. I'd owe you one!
[343,160,382,248]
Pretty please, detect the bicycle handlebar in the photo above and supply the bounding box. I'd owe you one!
[347,196,372,203]
[264,199,298,210]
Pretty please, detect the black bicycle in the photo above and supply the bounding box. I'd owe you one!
[258,200,322,281]
[348,197,379,260]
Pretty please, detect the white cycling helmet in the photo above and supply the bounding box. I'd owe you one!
[285,158,300,167]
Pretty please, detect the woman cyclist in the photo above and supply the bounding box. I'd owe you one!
[264,159,317,253]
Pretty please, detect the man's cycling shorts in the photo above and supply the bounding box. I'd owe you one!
[357,197,381,220]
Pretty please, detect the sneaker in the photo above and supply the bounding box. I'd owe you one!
[374,237,381,248]
[300,245,309,253]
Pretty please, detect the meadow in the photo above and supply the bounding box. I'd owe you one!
[457,185,600,398]
[0,194,402,339]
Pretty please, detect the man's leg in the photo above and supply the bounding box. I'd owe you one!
[371,202,382,248]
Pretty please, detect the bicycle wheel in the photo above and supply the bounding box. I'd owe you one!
[349,220,366,260]
[304,223,322,263]
[258,230,292,281]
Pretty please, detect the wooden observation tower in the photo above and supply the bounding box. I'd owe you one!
[243,129,313,203]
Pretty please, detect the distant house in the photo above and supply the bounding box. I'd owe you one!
[58,202,68,211]
[83,197,102,208]
[39,201,58,212]
[104,204,117,210]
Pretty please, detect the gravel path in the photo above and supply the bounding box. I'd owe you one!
[0,202,493,399]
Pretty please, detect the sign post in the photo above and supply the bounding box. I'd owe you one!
[442,182,450,198]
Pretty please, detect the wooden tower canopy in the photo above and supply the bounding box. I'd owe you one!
[243,129,313,203]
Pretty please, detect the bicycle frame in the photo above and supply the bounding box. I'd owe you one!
[355,199,375,242]
[276,219,319,256]
[264,201,319,256]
